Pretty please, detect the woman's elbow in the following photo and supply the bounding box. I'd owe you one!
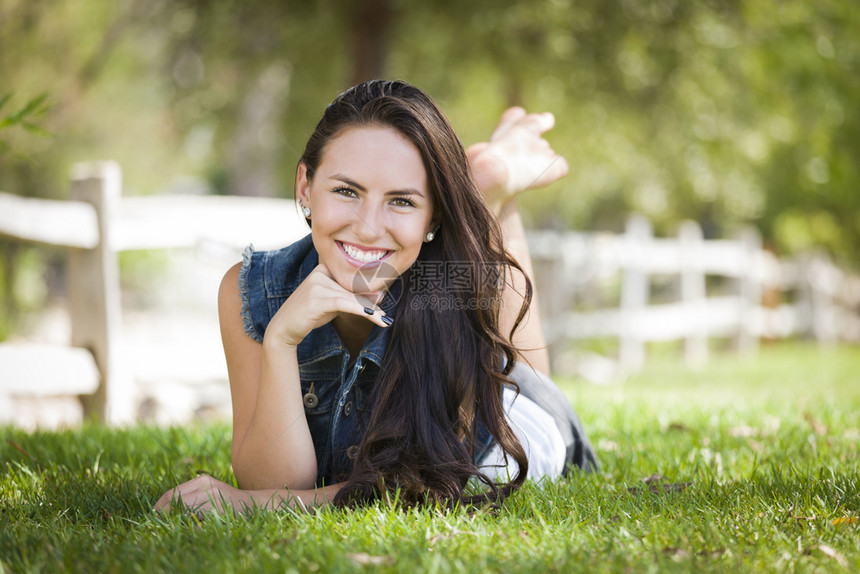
[232,452,317,491]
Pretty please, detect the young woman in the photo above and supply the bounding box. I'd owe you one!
[155,80,596,514]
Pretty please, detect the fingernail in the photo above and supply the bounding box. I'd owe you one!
[364,307,374,315]
[381,315,394,326]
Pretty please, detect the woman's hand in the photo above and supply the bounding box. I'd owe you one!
[467,107,570,212]
[265,262,390,348]
[154,474,244,516]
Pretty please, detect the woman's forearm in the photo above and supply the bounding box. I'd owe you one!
[236,482,344,512]
[233,340,318,490]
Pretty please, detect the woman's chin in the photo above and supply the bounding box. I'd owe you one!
[331,273,384,299]
[334,264,399,295]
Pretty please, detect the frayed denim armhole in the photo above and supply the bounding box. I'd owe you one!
[239,244,264,343]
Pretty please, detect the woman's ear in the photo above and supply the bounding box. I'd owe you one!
[296,162,311,206]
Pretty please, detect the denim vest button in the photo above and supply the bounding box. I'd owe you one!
[303,391,319,409]
[347,445,359,459]
[344,401,353,416]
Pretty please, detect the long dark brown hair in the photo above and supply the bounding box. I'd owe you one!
[299,80,533,507]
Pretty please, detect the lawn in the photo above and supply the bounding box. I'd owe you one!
[2,342,859,573]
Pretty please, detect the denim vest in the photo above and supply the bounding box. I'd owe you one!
[239,234,495,485]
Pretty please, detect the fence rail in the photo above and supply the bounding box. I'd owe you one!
[1,162,859,422]
[0,164,308,252]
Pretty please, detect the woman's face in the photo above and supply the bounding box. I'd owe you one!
[297,125,437,295]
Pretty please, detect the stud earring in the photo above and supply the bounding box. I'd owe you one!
[425,227,439,242]
[301,205,311,218]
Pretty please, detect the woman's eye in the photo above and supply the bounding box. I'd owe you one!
[333,187,357,197]
[391,198,416,208]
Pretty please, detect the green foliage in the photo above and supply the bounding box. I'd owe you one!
[0,92,53,162]
[0,93,52,134]
[1,343,859,572]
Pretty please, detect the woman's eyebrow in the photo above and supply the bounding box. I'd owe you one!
[330,174,424,198]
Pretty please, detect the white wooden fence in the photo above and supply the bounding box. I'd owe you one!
[2,162,859,423]
[529,214,860,378]
[0,161,308,424]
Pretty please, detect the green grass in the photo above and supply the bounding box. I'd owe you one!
[2,342,859,573]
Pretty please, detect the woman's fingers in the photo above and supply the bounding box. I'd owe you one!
[312,263,389,321]
[154,488,175,513]
[314,263,384,306]
[521,111,556,136]
[270,264,392,344]
[154,482,200,514]
[493,108,555,142]
[153,475,235,516]
[491,106,527,140]
[321,291,393,328]
[154,476,208,514]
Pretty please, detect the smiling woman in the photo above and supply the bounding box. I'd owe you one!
[155,80,597,514]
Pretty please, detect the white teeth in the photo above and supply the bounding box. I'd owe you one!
[342,243,388,263]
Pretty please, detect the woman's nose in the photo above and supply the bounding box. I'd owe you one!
[353,200,384,241]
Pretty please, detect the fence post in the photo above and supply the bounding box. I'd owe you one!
[809,252,839,345]
[68,161,133,424]
[620,214,650,371]
[842,271,860,342]
[679,220,708,366]
[736,226,762,354]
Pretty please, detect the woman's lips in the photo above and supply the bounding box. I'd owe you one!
[336,240,394,268]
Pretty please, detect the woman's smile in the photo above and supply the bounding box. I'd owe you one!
[336,240,394,268]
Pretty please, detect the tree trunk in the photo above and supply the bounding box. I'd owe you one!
[350,0,393,86]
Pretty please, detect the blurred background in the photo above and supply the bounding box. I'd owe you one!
[1,0,858,427]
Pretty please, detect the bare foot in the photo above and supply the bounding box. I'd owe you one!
[467,107,569,213]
